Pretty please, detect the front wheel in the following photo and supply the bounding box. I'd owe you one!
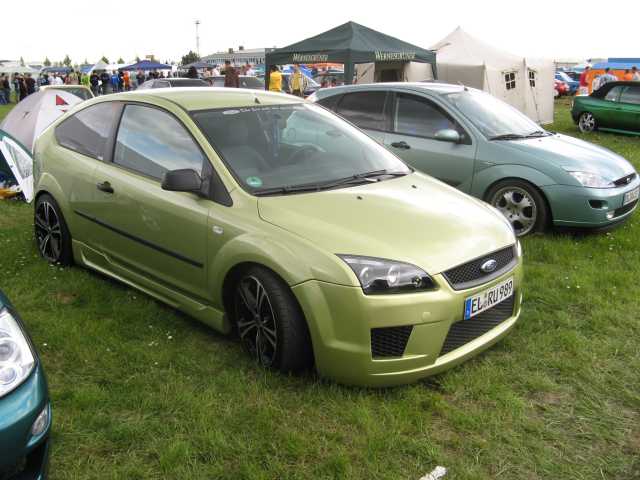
[578,112,597,133]
[233,266,313,373]
[486,180,549,237]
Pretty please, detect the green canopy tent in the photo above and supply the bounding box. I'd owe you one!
[265,21,436,88]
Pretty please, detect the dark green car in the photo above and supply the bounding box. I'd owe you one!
[572,81,640,135]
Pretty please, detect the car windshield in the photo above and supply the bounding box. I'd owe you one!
[192,103,410,194]
[447,89,547,139]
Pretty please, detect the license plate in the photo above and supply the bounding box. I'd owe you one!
[464,277,514,320]
[623,187,639,206]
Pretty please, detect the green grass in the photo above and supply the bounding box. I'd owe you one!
[1,98,639,479]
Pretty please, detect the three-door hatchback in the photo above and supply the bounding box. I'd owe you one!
[311,83,639,236]
[34,88,523,387]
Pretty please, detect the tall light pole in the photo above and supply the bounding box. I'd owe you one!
[195,20,201,58]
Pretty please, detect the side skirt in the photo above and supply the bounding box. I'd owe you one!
[72,239,231,334]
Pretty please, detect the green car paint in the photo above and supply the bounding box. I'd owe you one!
[311,83,639,234]
[571,81,640,136]
[34,88,523,387]
[0,290,51,479]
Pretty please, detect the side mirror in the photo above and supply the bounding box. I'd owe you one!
[434,129,461,143]
[162,169,203,193]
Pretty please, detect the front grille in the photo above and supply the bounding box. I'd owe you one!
[371,325,413,358]
[614,173,636,187]
[614,199,638,218]
[439,295,515,357]
[443,246,516,290]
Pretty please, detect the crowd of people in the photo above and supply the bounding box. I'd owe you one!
[579,64,640,93]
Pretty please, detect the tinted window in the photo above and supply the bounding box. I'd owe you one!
[620,86,640,105]
[55,102,119,160]
[153,81,170,88]
[171,79,209,87]
[394,94,458,138]
[114,105,204,180]
[605,86,622,102]
[336,91,387,130]
[316,94,340,111]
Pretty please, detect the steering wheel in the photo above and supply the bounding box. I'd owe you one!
[288,145,323,165]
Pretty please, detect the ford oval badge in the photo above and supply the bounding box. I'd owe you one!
[480,259,498,273]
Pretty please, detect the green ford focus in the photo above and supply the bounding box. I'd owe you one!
[310,83,640,236]
[33,88,522,386]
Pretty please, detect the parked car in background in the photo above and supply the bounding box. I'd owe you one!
[209,75,264,90]
[137,78,210,89]
[40,84,94,101]
[555,71,579,94]
[572,81,640,135]
[0,290,51,479]
[33,88,523,387]
[554,79,569,97]
[313,70,345,86]
[310,83,639,235]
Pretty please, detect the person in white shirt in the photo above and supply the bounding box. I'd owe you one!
[244,62,255,76]
[632,66,640,81]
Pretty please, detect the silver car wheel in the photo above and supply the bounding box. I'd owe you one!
[35,201,63,262]
[578,112,596,133]
[490,187,537,236]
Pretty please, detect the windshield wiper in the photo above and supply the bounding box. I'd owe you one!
[252,170,408,196]
[489,133,527,141]
[525,130,550,138]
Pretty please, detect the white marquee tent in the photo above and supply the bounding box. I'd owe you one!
[430,27,554,124]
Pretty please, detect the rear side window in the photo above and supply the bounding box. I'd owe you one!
[316,94,340,111]
[55,102,120,161]
[113,105,204,180]
[336,91,387,131]
[394,93,460,139]
[620,86,640,105]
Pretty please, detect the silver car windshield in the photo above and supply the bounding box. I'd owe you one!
[192,103,410,194]
[447,90,545,139]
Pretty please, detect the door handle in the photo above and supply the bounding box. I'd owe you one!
[96,181,114,194]
[390,141,411,150]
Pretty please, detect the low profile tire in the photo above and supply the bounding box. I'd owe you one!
[34,193,73,266]
[233,266,313,373]
[486,180,549,237]
[578,111,597,133]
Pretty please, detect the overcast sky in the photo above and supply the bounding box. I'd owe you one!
[8,0,640,64]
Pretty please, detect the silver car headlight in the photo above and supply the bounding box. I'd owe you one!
[0,308,35,398]
[566,171,614,188]
[338,255,436,294]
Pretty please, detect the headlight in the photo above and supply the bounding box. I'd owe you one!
[338,255,436,294]
[566,171,614,188]
[0,308,35,398]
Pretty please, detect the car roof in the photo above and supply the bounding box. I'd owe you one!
[95,87,302,111]
[591,81,639,98]
[316,82,466,98]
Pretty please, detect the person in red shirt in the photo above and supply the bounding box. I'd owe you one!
[579,65,590,87]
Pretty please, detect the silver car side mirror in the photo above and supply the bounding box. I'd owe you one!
[434,129,461,143]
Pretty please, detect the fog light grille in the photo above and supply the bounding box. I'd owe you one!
[439,295,515,357]
[371,325,413,358]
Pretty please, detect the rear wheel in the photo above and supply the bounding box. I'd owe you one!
[233,266,313,373]
[486,180,549,237]
[578,112,597,133]
[34,194,73,265]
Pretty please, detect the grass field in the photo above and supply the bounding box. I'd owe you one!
[0,98,639,480]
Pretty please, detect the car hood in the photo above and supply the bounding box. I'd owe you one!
[503,133,636,181]
[257,173,515,276]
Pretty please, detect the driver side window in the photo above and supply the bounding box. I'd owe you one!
[605,86,622,102]
[394,93,466,141]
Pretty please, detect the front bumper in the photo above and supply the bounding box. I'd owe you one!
[0,365,51,480]
[543,178,639,227]
[293,261,523,387]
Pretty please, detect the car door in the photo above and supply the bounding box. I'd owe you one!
[384,92,476,191]
[617,86,640,132]
[332,90,389,145]
[88,103,211,300]
[52,102,122,245]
